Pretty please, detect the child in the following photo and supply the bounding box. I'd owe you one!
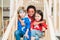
[14,9,30,40]
[31,10,47,40]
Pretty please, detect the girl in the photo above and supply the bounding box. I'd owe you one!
[26,5,46,40]
[31,10,47,40]
[14,9,30,40]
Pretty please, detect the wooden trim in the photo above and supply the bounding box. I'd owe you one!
[3,7,10,11]
[3,16,10,18]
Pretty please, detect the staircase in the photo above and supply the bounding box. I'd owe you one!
[2,0,60,40]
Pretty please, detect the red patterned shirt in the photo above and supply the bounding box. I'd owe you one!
[31,21,47,31]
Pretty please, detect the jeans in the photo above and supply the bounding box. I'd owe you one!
[14,30,30,40]
[31,30,43,40]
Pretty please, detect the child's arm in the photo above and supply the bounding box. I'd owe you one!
[39,19,46,23]
[24,29,29,38]
[24,18,30,38]
[30,22,34,30]
[42,22,47,31]
[18,17,25,26]
[33,19,46,25]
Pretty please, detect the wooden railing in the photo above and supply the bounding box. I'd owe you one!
[2,0,60,40]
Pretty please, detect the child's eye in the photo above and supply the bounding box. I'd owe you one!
[37,16,40,17]
[35,16,39,17]
[38,16,39,17]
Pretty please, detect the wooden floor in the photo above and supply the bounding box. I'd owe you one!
[13,29,51,40]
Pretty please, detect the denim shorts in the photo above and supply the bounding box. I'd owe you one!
[31,30,43,38]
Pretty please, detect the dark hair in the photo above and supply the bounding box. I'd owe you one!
[27,5,36,13]
[27,5,36,20]
[36,10,43,21]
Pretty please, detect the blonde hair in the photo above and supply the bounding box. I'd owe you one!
[17,7,25,18]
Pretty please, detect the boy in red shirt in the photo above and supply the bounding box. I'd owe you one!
[31,10,47,40]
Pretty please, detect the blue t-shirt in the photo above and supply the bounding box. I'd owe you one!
[18,17,30,33]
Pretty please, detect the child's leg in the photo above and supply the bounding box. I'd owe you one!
[28,29,31,40]
[23,36,28,40]
[35,35,39,40]
[31,30,36,40]
[14,30,22,40]
[35,30,43,40]
[31,37,35,40]
[36,30,43,38]
[23,29,31,40]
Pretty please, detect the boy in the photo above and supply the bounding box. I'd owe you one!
[14,9,30,40]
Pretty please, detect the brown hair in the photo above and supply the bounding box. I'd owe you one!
[17,7,25,18]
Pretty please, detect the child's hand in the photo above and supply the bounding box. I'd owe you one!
[19,18,25,26]
[24,33,29,38]
[21,20,25,26]
[33,22,39,25]
[33,20,46,25]
[42,27,46,31]
[42,27,47,31]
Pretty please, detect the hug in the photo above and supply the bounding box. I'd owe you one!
[14,5,47,40]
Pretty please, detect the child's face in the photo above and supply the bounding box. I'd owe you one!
[19,12,26,18]
[27,8,35,17]
[35,13,41,21]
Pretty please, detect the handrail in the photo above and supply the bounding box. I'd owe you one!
[2,11,17,40]
[2,0,59,40]
[44,0,57,40]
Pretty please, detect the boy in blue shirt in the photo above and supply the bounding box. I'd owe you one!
[14,9,30,40]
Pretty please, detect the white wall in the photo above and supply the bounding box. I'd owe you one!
[3,0,10,7]
[3,0,10,17]
[0,8,2,29]
[3,11,10,17]
[0,0,2,7]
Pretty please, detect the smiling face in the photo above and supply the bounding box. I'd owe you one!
[35,13,41,22]
[19,10,26,18]
[27,8,35,17]
[19,12,26,18]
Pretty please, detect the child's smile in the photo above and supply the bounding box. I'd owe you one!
[35,13,41,22]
